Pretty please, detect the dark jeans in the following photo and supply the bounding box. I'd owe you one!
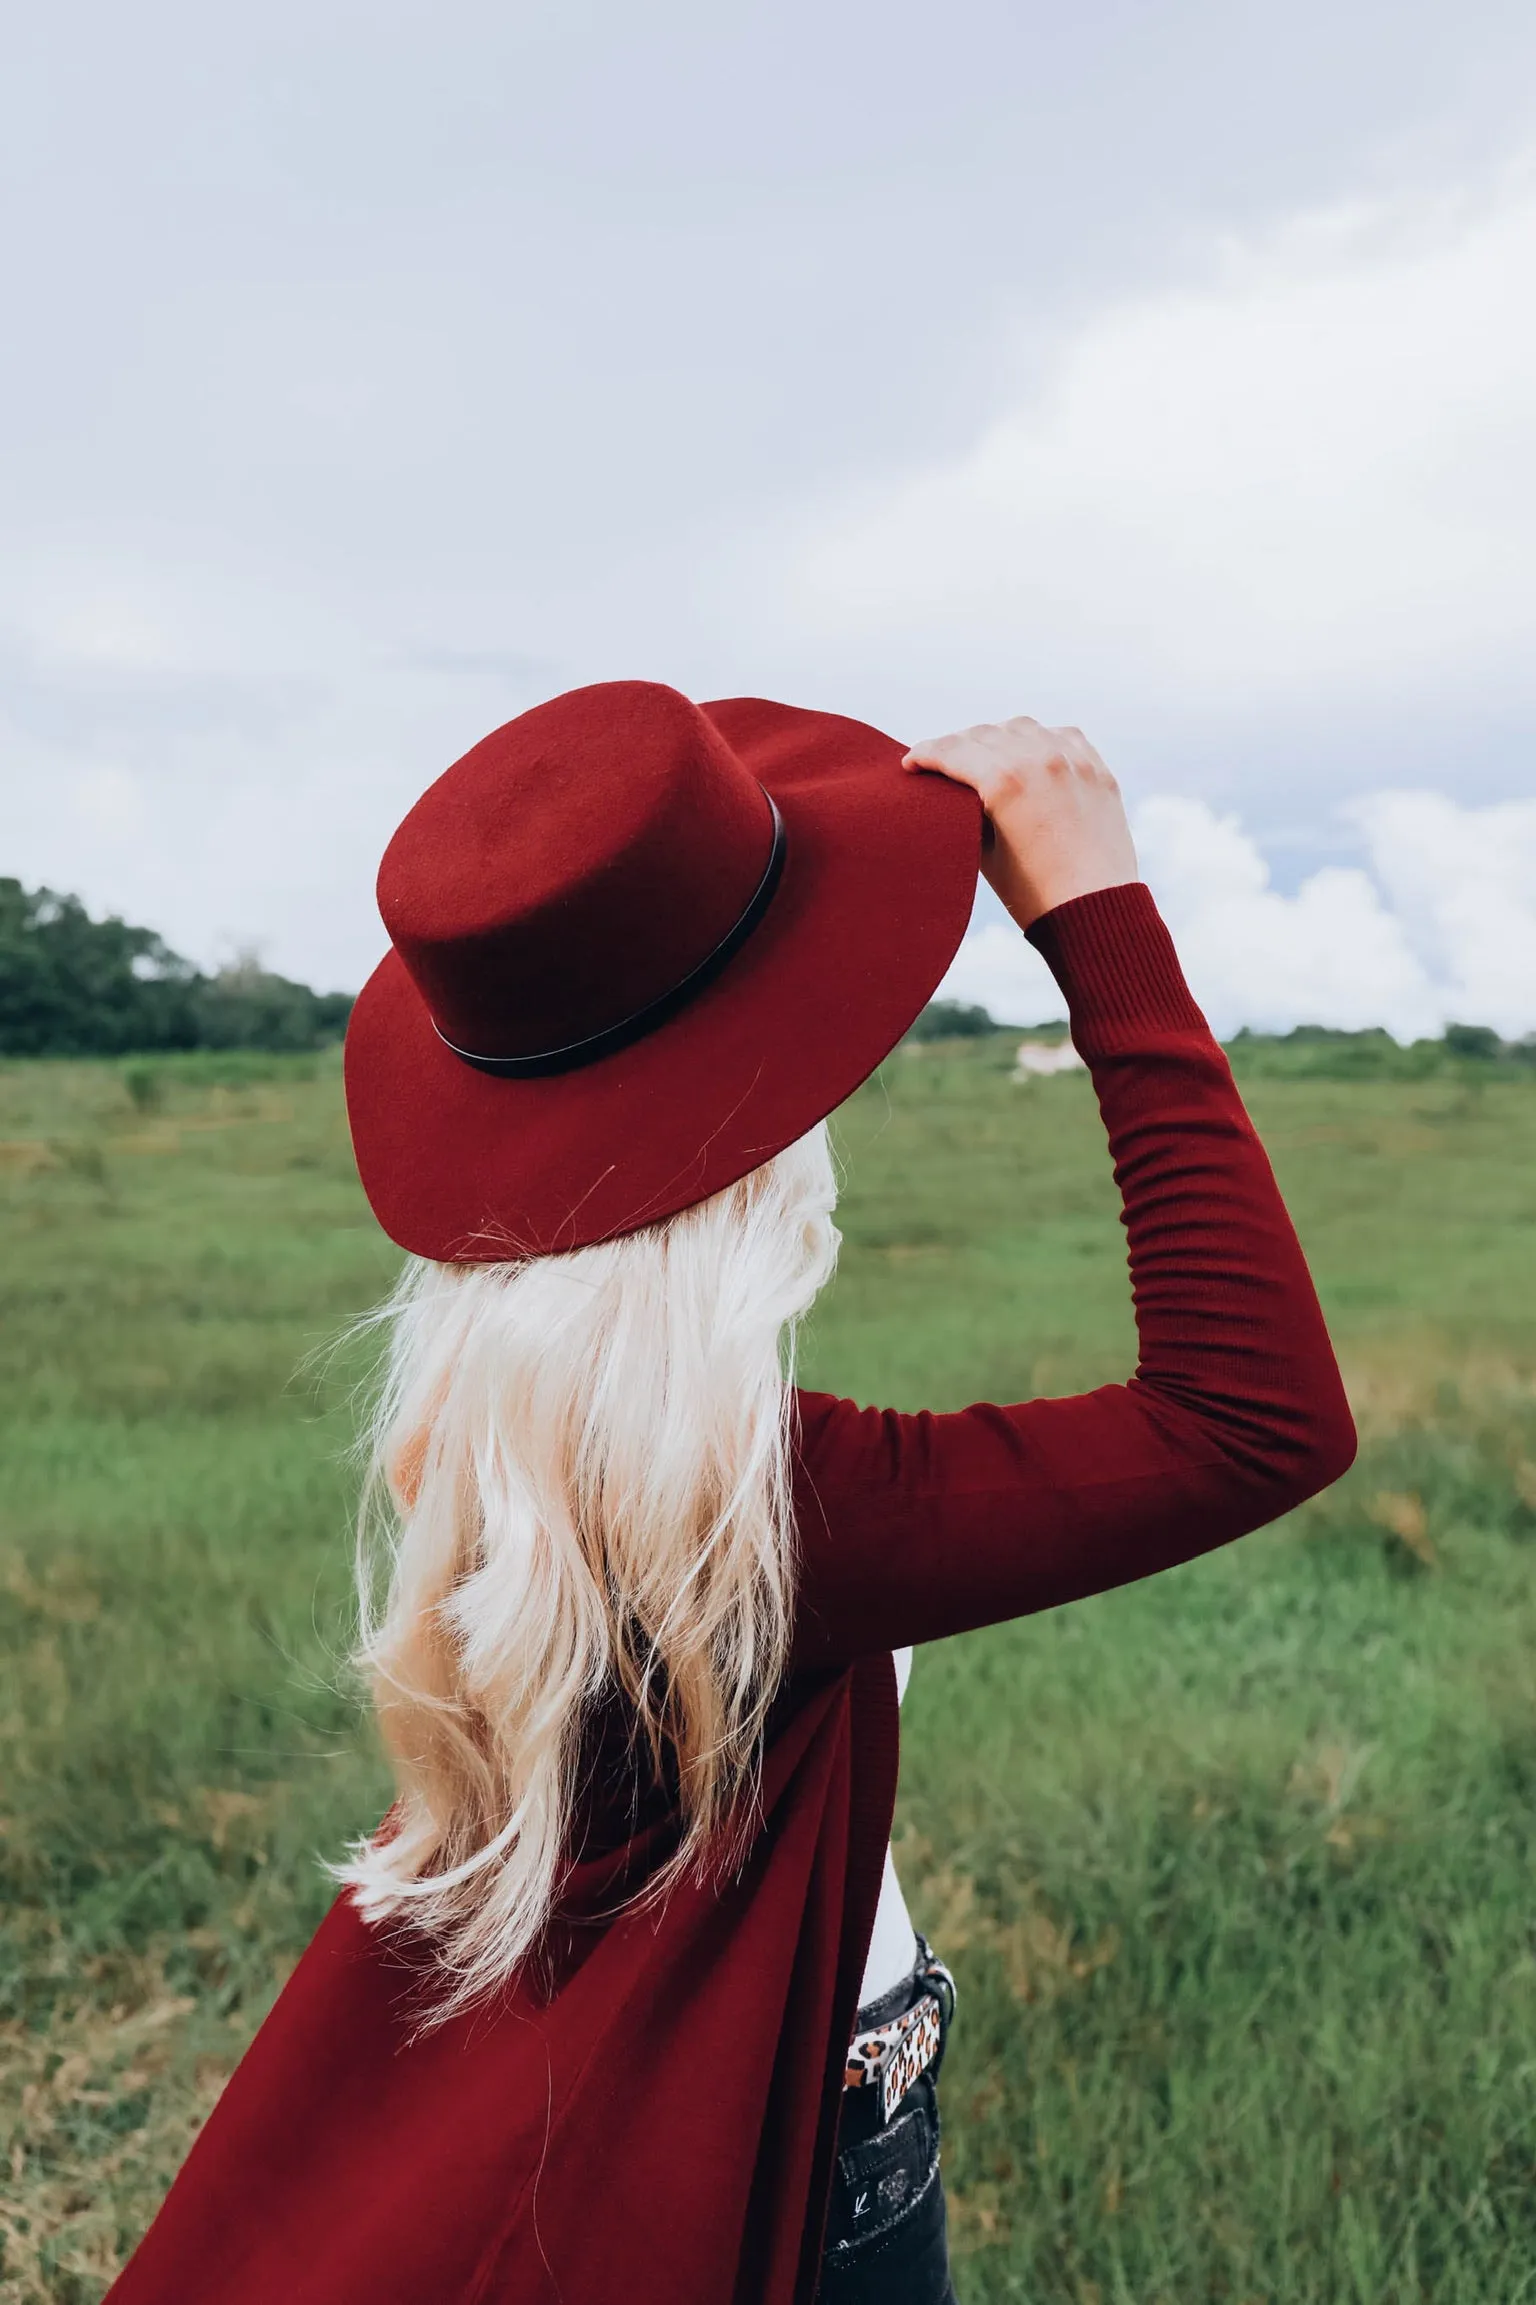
[815,1954,958,2305]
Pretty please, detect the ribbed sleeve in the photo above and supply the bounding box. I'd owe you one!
[790,880,1358,1665]
[1025,881,1206,1056]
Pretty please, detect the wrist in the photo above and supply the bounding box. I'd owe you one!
[986,852,1142,934]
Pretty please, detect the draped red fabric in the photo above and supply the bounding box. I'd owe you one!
[105,884,1356,2304]
[106,1659,899,2305]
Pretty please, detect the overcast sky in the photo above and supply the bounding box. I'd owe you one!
[4,0,1535,1032]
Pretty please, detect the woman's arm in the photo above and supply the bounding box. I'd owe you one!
[788,729,1356,1668]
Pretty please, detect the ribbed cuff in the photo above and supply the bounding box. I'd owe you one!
[1024,881,1208,1059]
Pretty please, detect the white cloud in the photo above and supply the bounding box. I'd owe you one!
[1131,798,1431,1039]
[790,166,1536,713]
[936,789,1536,1042]
[1350,791,1536,1035]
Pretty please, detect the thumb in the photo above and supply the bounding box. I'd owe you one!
[901,739,958,775]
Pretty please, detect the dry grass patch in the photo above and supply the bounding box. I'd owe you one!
[0,1957,245,2305]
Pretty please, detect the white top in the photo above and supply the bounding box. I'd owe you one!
[856,1647,918,2007]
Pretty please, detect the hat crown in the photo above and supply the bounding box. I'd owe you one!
[378,681,779,1066]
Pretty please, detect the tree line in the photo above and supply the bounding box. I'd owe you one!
[0,879,353,1057]
[7,880,1530,1072]
[909,997,1536,1078]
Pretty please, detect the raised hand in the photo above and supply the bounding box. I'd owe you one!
[902,717,1140,932]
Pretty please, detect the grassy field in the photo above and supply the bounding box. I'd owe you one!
[2,1041,1535,2303]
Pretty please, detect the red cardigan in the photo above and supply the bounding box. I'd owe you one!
[106,884,1356,2305]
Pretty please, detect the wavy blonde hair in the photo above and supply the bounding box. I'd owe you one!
[335,1121,840,2021]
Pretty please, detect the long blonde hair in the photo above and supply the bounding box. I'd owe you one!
[335,1120,840,2021]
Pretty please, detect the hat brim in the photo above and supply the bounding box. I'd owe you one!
[344,695,982,1260]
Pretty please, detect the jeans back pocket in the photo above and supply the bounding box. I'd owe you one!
[823,2083,941,2255]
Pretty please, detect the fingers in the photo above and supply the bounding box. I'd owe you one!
[902,721,1027,786]
[1056,724,1115,781]
[902,717,1109,791]
[901,727,988,773]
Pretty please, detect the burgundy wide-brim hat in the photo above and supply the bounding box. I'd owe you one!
[345,680,981,1261]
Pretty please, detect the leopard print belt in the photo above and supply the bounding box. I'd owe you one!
[842,1941,957,2125]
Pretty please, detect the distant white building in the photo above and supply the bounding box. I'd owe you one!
[1013,1038,1084,1077]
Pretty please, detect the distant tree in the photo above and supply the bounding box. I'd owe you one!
[1443,1023,1502,1063]
[311,990,355,1039]
[192,949,352,1053]
[905,997,999,1042]
[0,878,201,1056]
[0,881,354,1057]
[1223,1018,1529,1081]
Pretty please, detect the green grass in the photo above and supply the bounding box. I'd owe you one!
[3,1042,1536,2302]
